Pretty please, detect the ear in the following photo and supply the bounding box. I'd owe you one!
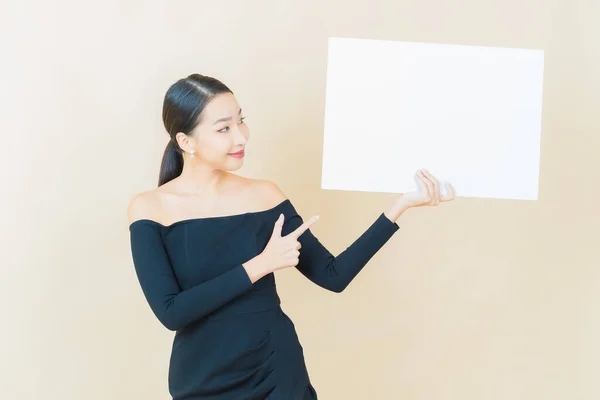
[175,132,195,153]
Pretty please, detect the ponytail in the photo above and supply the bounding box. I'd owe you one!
[158,141,183,186]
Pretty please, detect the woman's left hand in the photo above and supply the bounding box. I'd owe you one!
[385,169,455,222]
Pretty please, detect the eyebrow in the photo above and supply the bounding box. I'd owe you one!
[213,108,242,125]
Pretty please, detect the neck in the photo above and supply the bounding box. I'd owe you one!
[177,158,227,196]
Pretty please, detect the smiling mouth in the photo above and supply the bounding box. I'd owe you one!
[228,149,245,157]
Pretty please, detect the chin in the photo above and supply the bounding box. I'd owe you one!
[222,159,244,171]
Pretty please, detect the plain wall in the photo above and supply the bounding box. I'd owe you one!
[2,0,598,399]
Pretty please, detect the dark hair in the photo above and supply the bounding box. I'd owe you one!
[158,73,233,186]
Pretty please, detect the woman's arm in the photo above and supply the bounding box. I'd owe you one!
[129,221,258,330]
[127,194,272,331]
[260,169,454,293]
[280,203,399,293]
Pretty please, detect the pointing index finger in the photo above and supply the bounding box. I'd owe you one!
[287,216,320,239]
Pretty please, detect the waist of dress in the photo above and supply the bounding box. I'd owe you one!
[208,285,282,320]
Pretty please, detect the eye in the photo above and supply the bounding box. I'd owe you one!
[217,117,246,133]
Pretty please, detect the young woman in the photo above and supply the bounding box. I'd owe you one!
[128,73,455,400]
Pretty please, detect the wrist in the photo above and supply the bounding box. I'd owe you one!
[242,254,272,283]
[385,197,411,222]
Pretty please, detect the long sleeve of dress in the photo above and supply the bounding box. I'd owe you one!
[280,202,400,293]
[129,221,254,331]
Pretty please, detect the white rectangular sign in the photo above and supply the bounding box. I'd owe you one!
[321,37,545,200]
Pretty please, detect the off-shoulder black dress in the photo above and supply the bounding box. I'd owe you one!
[129,199,399,399]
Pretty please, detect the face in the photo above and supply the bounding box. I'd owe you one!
[178,92,249,171]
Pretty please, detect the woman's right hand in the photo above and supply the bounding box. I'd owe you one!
[262,213,320,271]
[243,213,319,282]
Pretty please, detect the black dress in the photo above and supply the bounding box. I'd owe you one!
[129,199,399,399]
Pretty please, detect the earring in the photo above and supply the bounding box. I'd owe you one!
[189,151,195,159]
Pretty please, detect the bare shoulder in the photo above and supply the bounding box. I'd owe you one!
[127,190,163,225]
[248,178,288,209]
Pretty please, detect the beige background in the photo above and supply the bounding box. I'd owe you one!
[2,0,598,399]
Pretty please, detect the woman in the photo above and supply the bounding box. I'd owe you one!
[128,73,455,400]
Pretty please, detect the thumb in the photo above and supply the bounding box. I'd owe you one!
[270,214,284,239]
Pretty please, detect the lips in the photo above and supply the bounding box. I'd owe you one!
[228,149,245,158]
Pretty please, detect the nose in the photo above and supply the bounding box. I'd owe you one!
[233,125,248,146]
